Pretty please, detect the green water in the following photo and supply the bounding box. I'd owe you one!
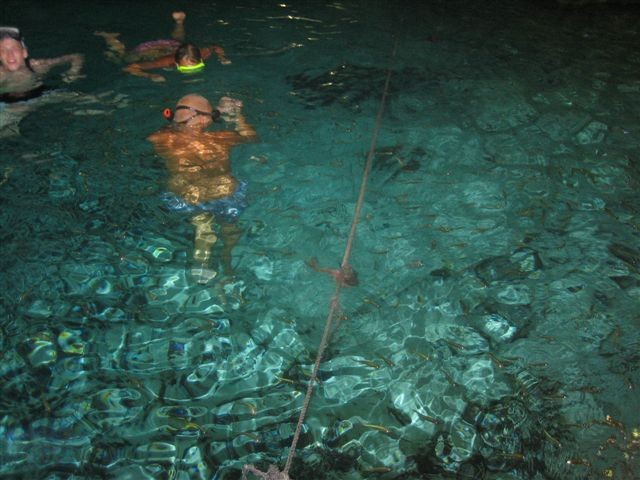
[1,1,639,479]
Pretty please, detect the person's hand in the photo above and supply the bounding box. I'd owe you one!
[213,46,232,65]
[172,11,186,23]
[217,96,243,121]
[150,74,166,83]
[62,72,86,83]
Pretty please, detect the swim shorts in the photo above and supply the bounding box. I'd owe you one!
[161,180,248,222]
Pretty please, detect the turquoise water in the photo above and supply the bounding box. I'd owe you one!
[1,1,640,478]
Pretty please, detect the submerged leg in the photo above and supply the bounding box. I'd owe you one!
[219,221,242,276]
[191,212,218,283]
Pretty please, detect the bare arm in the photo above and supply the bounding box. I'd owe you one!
[123,56,174,82]
[232,114,257,141]
[202,45,231,65]
[31,54,85,82]
[217,97,257,142]
[171,11,186,42]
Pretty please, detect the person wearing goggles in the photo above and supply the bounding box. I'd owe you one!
[95,11,230,83]
[148,94,258,284]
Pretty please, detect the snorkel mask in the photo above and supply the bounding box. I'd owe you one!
[163,105,220,123]
[176,61,205,74]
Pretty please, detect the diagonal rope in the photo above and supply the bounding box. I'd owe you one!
[340,41,397,273]
[243,38,398,480]
[283,38,398,476]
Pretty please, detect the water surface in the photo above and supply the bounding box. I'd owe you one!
[1,1,639,478]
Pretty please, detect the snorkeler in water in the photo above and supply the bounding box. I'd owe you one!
[148,94,257,283]
[95,11,230,83]
[0,26,84,102]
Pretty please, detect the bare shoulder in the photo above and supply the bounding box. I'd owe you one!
[147,128,173,144]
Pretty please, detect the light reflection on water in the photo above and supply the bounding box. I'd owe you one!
[1,0,640,478]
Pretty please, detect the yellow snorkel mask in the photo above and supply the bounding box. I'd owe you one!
[176,61,205,74]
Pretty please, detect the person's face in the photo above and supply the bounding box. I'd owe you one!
[177,57,197,67]
[0,37,28,72]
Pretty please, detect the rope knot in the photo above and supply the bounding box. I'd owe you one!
[306,257,359,287]
[242,464,292,480]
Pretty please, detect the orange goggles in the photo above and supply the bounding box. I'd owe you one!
[163,105,221,123]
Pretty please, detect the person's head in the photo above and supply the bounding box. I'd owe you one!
[169,94,219,129]
[174,43,205,73]
[0,27,28,72]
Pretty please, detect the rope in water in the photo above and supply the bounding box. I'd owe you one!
[242,39,398,480]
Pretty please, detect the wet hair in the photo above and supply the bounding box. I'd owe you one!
[0,26,23,43]
[174,43,202,65]
[0,26,34,71]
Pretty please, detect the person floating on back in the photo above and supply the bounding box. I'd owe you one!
[95,11,230,83]
[0,26,84,102]
[148,94,257,283]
